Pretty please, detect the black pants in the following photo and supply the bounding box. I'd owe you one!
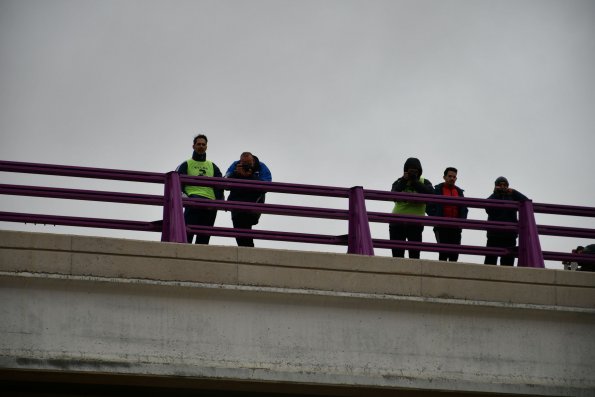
[184,199,217,244]
[389,223,424,259]
[232,213,257,247]
[434,227,462,262]
[484,233,517,266]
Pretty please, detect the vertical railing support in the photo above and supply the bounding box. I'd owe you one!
[517,199,545,268]
[161,171,187,243]
[347,186,374,256]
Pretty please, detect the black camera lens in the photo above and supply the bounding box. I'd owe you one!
[241,164,252,171]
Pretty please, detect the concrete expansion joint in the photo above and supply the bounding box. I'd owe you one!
[2,270,594,315]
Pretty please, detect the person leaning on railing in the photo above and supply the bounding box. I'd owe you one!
[225,152,272,248]
[484,176,528,266]
[577,244,595,272]
[176,133,224,244]
[562,246,584,270]
[389,157,433,259]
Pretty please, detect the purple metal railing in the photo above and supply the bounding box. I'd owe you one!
[162,171,186,243]
[2,160,594,268]
[347,187,374,255]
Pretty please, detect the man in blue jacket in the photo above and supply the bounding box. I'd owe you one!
[225,152,272,247]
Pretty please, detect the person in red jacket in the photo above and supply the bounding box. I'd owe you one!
[427,167,468,262]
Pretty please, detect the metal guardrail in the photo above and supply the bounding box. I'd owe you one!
[2,160,594,268]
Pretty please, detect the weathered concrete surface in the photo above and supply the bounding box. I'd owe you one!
[1,230,594,396]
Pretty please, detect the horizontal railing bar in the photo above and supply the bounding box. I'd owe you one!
[0,160,165,183]
[0,212,160,232]
[186,225,347,245]
[364,189,520,209]
[179,175,351,198]
[0,184,164,206]
[187,225,508,257]
[183,198,349,220]
[182,199,517,231]
[542,251,595,264]
[537,224,595,239]
[372,238,509,256]
[368,212,518,232]
[533,203,595,218]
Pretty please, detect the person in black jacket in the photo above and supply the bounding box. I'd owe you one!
[225,152,272,247]
[427,167,468,262]
[484,176,528,266]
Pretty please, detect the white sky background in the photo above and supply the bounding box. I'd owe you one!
[1,0,594,268]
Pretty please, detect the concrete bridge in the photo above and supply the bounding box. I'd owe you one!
[1,229,594,396]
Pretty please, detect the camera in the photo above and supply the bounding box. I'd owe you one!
[407,169,419,180]
[241,164,253,172]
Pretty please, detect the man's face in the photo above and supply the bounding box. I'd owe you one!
[443,171,457,186]
[193,138,207,154]
[495,181,509,192]
[240,154,254,169]
[407,168,419,178]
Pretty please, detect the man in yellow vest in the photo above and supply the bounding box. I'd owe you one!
[176,134,224,244]
[389,157,433,258]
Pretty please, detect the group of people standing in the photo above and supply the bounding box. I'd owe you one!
[389,157,528,266]
[176,134,271,247]
[177,134,529,266]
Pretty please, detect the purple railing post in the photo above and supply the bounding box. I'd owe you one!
[347,186,374,256]
[517,199,545,268]
[161,171,187,243]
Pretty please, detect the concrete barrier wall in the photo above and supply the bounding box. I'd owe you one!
[1,230,594,396]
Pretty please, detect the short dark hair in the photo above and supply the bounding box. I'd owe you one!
[444,167,458,176]
[193,134,208,144]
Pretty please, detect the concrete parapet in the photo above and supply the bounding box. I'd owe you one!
[1,230,594,396]
[1,230,593,309]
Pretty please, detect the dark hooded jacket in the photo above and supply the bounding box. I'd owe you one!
[391,157,433,195]
[486,187,528,238]
[426,183,469,219]
[391,157,433,216]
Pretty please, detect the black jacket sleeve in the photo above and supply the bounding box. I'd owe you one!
[425,184,440,216]
[511,190,529,202]
[392,178,433,194]
[458,187,469,219]
[391,178,407,192]
[414,178,434,194]
[176,162,188,193]
[213,163,224,200]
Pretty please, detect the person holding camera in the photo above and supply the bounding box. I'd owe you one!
[389,157,433,258]
[225,152,272,247]
[484,176,528,266]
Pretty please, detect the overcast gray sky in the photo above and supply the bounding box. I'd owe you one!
[1,0,594,267]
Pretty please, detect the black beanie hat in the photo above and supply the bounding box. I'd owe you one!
[403,157,423,175]
[494,176,509,185]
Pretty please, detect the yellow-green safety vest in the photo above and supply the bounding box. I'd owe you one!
[392,177,426,216]
[184,159,216,200]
